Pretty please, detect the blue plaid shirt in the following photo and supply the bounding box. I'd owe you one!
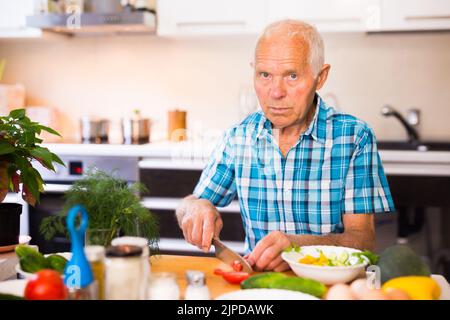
[193,94,395,251]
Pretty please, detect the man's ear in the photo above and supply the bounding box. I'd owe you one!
[316,64,331,90]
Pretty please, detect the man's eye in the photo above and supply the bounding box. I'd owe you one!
[288,73,298,80]
[259,72,270,79]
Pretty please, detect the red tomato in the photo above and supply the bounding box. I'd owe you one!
[222,272,250,285]
[24,269,68,300]
[213,268,225,276]
[231,260,243,272]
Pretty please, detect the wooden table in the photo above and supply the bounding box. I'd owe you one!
[150,254,295,300]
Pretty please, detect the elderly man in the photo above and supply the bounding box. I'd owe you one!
[176,19,395,272]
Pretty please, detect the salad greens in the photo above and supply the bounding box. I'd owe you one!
[284,245,379,267]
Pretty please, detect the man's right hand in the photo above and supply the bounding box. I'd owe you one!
[179,197,223,253]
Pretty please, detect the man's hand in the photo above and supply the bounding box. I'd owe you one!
[246,231,291,272]
[178,197,223,253]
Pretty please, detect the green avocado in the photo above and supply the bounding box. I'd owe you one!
[377,245,431,284]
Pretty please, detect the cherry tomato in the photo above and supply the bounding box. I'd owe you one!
[24,269,68,300]
[213,268,225,276]
[222,272,250,285]
[231,260,243,272]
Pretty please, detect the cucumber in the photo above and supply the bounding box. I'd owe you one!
[269,277,327,298]
[0,293,23,300]
[240,272,287,289]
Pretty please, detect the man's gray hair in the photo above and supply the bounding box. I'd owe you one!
[256,19,325,77]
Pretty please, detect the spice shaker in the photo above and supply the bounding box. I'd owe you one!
[185,270,210,300]
[147,272,180,300]
[104,245,143,300]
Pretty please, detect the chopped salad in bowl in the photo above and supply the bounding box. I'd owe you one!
[281,245,378,285]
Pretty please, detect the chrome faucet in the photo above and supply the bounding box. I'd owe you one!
[381,106,420,144]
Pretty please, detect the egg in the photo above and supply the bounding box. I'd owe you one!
[325,284,357,300]
[350,278,371,299]
[384,288,411,300]
[360,289,389,300]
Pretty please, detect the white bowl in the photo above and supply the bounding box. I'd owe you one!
[0,279,28,297]
[15,252,72,279]
[281,245,368,285]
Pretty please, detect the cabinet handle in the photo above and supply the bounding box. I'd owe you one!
[405,15,450,21]
[176,20,247,28]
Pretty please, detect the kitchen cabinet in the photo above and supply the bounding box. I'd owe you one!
[0,0,41,38]
[267,0,381,32]
[156,0,267,36]
[373,0,450,31]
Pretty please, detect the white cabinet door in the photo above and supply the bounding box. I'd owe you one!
[267,0,381,32]
[378,0,450,31]
[0,0,41,38]
[157,0,267,36]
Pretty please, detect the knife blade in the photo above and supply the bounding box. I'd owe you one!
[212,238,253,273]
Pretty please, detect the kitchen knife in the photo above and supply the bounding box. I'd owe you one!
[212,238,253,273]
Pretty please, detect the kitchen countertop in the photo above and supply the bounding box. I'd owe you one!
[43,142,450,176]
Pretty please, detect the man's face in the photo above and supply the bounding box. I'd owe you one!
[254,36,320,129]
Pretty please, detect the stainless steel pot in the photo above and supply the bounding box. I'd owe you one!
[80,117,110,144]
[121,117,151,144]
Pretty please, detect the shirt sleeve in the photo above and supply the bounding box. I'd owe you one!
[343,128,396,214]
[193,129,237,207]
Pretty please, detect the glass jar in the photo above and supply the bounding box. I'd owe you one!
[104,245,143,300]
[85,245,105,300]
[111,236,150,299]
[147,272,180,300]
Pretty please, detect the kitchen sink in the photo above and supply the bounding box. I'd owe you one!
[377,141,450,151]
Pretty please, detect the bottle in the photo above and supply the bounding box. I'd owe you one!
[104,245,143,300]
[185,270,210,300]
[85,245,105,300]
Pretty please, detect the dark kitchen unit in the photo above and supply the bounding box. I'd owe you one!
[29,155,139,254]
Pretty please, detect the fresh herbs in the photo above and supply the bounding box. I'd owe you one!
[0,109,63,205]
[39,169,159,252]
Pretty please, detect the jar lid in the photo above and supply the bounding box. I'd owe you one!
[105,244,142,257]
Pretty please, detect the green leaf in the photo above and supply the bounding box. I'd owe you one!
[0,141,14,155]
[51,153,65,167]
[38,125,62,137]
[9,109,26,119]
[30,146,55,171]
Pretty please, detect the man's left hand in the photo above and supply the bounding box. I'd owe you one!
[246,231,291,272]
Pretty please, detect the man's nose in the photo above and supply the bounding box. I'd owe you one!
[270,78,286,100]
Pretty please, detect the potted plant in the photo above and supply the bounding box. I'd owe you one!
[40,169,159,252]
[0,108,63,246]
